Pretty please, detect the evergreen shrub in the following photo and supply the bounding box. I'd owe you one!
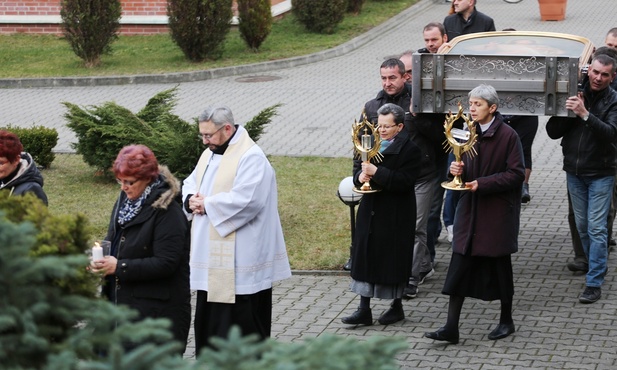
[293,0,347,34]
[244,103,281,142]
[0,191,97,298]
[64,87,280,180]
[64,87,200,180]
[347,0,367,14]
[167,0,233,62]
[0,214,182,370]
[1,125,58,168]
[238,0,273,51]
[60,0,122,67]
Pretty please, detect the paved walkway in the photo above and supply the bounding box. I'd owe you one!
[2,0,616,368]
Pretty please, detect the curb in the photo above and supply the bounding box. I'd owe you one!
[292,270,350,276]
[0,0,433,89]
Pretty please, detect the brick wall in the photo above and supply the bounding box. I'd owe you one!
[0,0,170,35]
[0,0,167,17]
[0,0,62,16]
[0,1,288,35]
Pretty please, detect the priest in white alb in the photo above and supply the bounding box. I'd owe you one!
[182,105,291,353]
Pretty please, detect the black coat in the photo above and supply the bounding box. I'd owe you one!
[104,166,191,349]
[452,115,525,257]
[0,152,47,205]
[350,129,422,284]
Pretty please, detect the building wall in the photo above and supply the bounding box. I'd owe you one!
[0,1,289,35]
[0,0,170,35]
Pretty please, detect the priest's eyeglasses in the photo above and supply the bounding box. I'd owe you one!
[197,125,225,140]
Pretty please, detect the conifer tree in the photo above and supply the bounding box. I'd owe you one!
[0,213,185,369]
[238,0,273,51]
[60,0,122,67]
[167,0,233,61]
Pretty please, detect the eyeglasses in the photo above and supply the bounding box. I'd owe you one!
[378,124,400,130]
[116,178,137,187]
[197,125,225,140]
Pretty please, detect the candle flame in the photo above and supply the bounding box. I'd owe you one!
[94,242,100,248]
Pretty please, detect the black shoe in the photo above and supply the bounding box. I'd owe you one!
[403,284,417,299]
[488,323,515,340]
[341,308,372,326]
[567,260,588,273]
[579,286,601,304]
[521,183,530,203]
[424,327,459,344]
[418,268,435,285]
[610,238,616,246]
[343,258,352,271]
[378,304,404,325]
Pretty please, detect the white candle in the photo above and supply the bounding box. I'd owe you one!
[92,242,104,261]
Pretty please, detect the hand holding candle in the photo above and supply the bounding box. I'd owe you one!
[92,240,111,261]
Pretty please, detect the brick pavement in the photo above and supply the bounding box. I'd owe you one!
[2,0,616,368]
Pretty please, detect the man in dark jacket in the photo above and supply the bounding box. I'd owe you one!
[363,58,411,127]
[443,0,495,42]
[565,44,617,273]
[546,54,617,304]
[417,22,448,55]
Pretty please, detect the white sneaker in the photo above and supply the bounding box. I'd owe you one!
[447,225,454,243]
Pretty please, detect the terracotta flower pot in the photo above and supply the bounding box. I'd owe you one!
[538,0,567,21]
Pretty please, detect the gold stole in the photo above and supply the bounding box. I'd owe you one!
[193,128,255,303]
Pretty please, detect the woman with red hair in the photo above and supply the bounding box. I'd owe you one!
[0,130,47,205]
[90,144,191,354]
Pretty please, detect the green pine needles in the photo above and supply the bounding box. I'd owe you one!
[64,87,281,180]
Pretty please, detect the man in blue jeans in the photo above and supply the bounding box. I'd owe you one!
[546,54,617,304]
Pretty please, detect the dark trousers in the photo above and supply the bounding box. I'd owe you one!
[427,154,449,261]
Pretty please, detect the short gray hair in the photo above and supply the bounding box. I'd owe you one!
[468,84,499,109]
[377,103,405,124]
[198,105,235,126]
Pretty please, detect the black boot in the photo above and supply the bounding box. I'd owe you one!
[521,183,530,203]
[341,308,372,326]
[378,302,404,325]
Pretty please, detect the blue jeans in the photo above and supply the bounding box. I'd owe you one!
[566,173,613,288]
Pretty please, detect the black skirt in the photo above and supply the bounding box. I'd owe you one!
[194,288,272,354]
[442,253,514,302]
